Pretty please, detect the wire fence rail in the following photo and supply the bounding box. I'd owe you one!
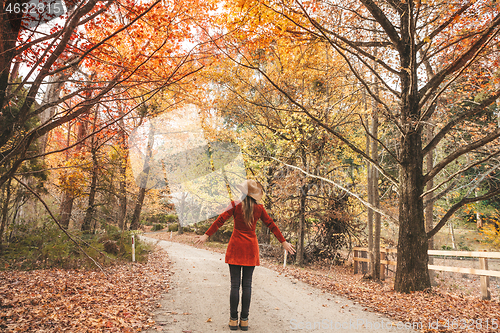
[353,247,500,300]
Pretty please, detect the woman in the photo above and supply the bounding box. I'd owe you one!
[194,179,295,331]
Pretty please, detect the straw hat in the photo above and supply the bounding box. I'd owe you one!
[236,179,263,203]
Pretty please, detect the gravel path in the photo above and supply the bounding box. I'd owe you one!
[142,237,417,332]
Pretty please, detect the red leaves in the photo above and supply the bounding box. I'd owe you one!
[0,248,171,332]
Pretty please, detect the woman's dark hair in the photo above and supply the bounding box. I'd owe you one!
[242,195,256,227]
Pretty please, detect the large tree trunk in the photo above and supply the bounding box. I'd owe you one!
[38,72,70,156]
[0,7,23,113]
[395,129,431,292]
[59,193,74,229]
[129,124,155,230]
[59,116,88,228]
[394,8,431,292]
[130,187,146,230]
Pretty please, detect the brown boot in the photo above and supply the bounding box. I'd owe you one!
[229,317,238,330]
[239,317,248,331]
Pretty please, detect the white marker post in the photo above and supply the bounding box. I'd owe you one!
[132,235,136,262]
[283,250,287,268]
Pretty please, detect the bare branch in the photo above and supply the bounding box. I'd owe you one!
[422,150,500,197]
[250,154,398,222]
[418,13,500,105]
[357,0,402,52]
[428,186,500,238]
[425,128,500,183]
[415,1,473,52]
[423,89,500,156]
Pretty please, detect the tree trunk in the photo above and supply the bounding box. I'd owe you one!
[59,122,74,229]
[297,148,309,266]
[365,115,374,274]
[38,73,69,157]
[0,8,23,113]
[129,124,155,230]
[297,183,308,266]
[394,130,431,292]
[117,117,128,231]
[369,100,381,279]
[59,192,74,229]
[130,186,146,230]
[0,178,12,249]
[424,125,436,283]
[449,222,456,249]
[177,193,186,235]
[82,146,98,232]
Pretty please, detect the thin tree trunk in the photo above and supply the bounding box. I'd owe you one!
[366,114,374,275]
[177,192,186,235]
[370,97,381,279]
[82,107,100,232]
[449,222,456,249]
[297,148,309,266]
[59,122,74,229]
[117,116,128,230]
[424,124,436,283]
[260,166,274,244]
[0,178,12,248]
[297,183,308,266]
[82,146,98,232]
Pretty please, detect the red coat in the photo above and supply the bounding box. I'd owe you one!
[205,201,286,266]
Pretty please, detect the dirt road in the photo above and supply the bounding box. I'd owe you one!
[142,237,417,332]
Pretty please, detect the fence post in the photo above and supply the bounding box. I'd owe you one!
[353,249,358,274]
[380,249,386,281]
[132,235,136,262]
[479,250,490,300]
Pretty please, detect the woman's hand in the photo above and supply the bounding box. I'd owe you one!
[282,241,296,255]
[194,234,209,246]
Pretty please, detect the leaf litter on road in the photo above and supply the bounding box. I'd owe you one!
[0,248,171,332]
[150,232,500,333]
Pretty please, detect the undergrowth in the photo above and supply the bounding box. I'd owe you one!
[0,225,152,271]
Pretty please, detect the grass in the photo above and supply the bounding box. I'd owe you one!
[0,226,152,271]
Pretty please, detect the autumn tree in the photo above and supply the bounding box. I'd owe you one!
[191,38,364,264]
[207,0,500,292]
[1,0,215,238]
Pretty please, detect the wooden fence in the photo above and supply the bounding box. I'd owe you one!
[353,247,500,300]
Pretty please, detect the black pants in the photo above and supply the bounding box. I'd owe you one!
[229,264,255,319]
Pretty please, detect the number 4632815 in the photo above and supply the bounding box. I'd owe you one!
[4,1,63,15]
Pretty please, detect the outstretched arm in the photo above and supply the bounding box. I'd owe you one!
[261,207,295,253]
[194,201,236,246]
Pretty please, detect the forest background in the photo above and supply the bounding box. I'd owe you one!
[1,0,500,300]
